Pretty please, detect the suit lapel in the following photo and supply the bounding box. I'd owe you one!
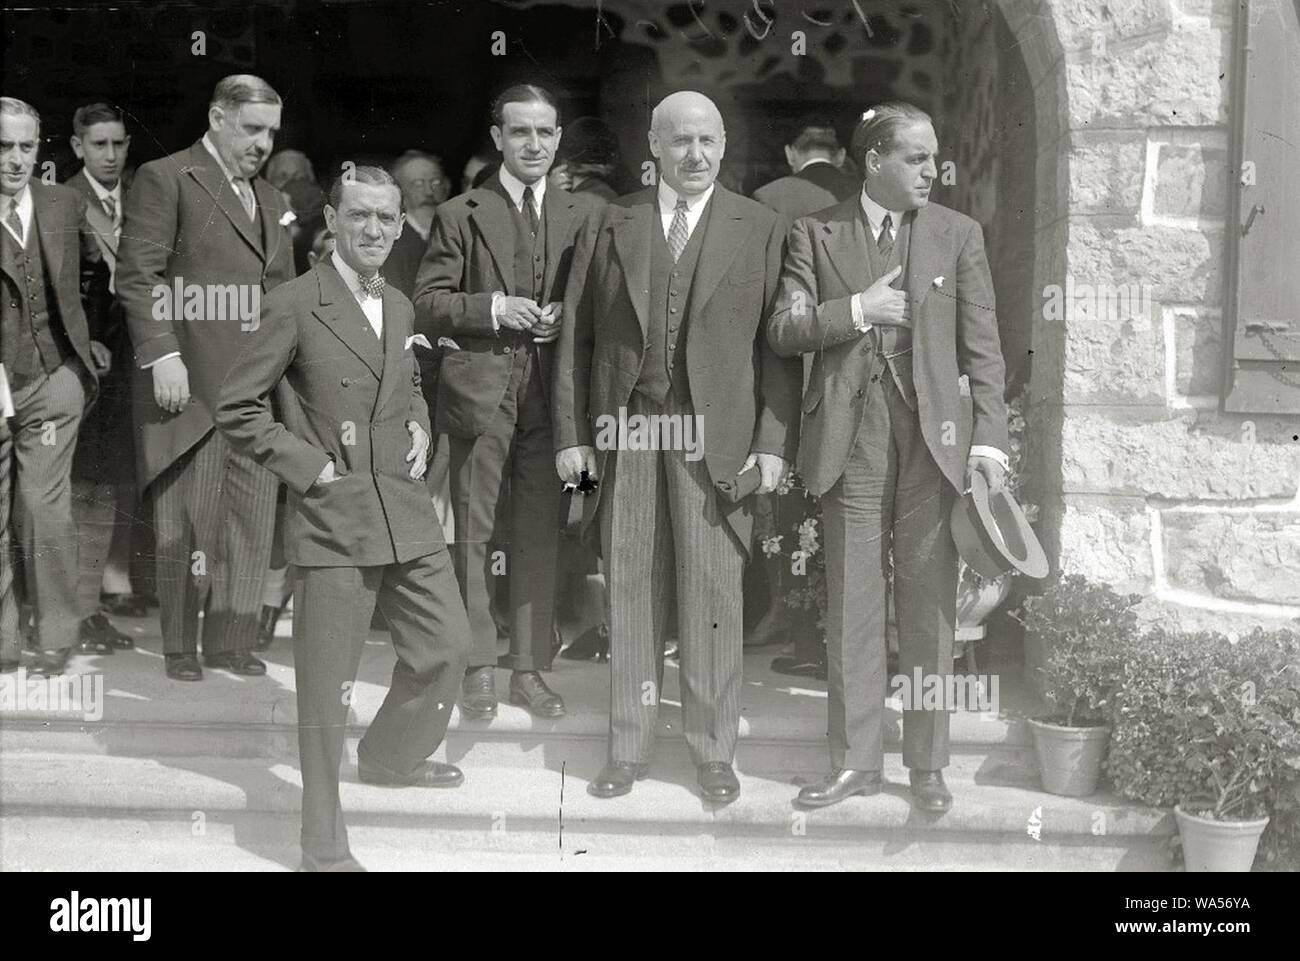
[32,184,65,285]
[541,186,575,301]
[374,285,409,415]
[905,205,951,313]
[467,176,515,294]
[611,190,655,338]
[254,177,282,267]
[183,141,264,261]
[819,195,872,295]
[312,261,384,380]
[687,186,748,319]
[73,174,120,262]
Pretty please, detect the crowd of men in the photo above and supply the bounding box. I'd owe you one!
[0,75,1008,871]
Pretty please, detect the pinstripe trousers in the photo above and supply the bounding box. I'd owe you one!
[1,362,85,658]
[151,428,277,655]
[600,387,745,766]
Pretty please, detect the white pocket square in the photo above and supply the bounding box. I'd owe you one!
[436,336,461,351]
[405,334,433,351]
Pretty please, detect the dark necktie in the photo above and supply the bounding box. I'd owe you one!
[667,197,690,262]
[4,202,22,245]
[232,177,256,221]
[522,185,539,236]
[877,213,894,261]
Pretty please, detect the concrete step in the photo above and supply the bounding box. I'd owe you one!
[0,751,1176,871]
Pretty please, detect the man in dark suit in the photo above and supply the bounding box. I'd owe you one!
[1,96,109,675]
[66,101,137,655]
[554,91,801,803]
[414,84,604,720]
[752,116,858,224]
[117,74,295,681]
[768,102,1009,813]
[216,166,470,872]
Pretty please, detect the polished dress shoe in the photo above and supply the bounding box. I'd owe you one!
[255,603,285,651]
[508,670,566,718]
[588,761,648,798]
[697,762,741,804]
[27,648,70,677]
[79,613,134,652]
[909,769,953,813]
[358,756,464,788]
[560,622,609,662]
[165,653,203,681]
[203,651,267,676]
[461,666,497,720]
[796,768,883,808]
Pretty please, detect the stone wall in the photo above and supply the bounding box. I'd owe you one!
[1012,0,1300,631]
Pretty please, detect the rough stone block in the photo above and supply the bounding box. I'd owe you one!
[1069,135,1146,214]
[1055,284,1164,404]
[1149,136,1228,222]
[1060,411,1300,499]
[1170,306,1222,397]
[1067,219,1222,307]
[1161,510,1300,605]
[1057,500,1155,591]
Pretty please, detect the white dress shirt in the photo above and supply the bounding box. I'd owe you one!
[1,185,33,247]
[332,251,384,339]
[489,166,550,331]
[656,179,713,242]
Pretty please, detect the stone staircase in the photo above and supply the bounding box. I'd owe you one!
[0,614,1176,871]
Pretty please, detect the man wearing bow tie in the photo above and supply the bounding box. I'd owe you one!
[768,101,1009,813]
[216,165,471,872]
[117,74,295,681]
[413,84,604,721]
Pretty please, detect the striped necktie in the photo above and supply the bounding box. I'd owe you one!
[3,201,22,245]
[667,197,690,262]
[877,213,894,260]
[232,178,256,221]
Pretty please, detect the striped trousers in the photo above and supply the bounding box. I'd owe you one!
[151,428,277,655]
[600,387,745,766]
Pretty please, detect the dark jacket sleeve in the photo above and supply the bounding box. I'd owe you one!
[214,288,330,495]
[116,160,182,368]
[751,212,801,461]
[552,205,605,451]
[954,220,1009,454]
[412,206,497,338]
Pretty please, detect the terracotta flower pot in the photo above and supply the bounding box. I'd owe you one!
[1028,717,1110,797]
[1174,804,1269,872]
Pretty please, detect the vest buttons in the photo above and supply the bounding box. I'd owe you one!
[670,289,679,296]
[871,373,880,383]
[341,377,352,387]
[855,388,865,397]
[534,253,542,262]
[669,306,677,314]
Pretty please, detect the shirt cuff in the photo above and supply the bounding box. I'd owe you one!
[490,291,503,333]
[969,445,1009,471]
[850,293,872,334]
[142,351,181,369]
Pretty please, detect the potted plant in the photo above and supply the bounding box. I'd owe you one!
[1107,626,1300,872]
[1011,575,1139,796]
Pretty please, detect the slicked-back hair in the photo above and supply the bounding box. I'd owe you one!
[327,164,403,213]
[390,149,445,177]
[789,124,841,154]
[0,96,41,135]
[72,102,125,138]
[849,101,932,163]
[490,84,559,128]
[210,74,282,111]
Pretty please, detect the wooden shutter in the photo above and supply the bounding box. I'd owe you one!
[1223,0,1300,413]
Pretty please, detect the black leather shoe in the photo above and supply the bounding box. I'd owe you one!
[28,648,70,676]
[81,613,133,650]
[588,761,648,798]
[509,670,566,718]
[561,622,609,662]
[461,666,497,719]
[255,603,285,651]
[909,769,953,813]
[203,651,267,676]
[298,853,367,872]
[697,762,740,804]
[796,768,883,808]
[358,756,464,788]
[165,653,203,681]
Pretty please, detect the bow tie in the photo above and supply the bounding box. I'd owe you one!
[359,273,385,299]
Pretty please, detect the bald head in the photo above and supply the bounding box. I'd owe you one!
[648,91,726,197]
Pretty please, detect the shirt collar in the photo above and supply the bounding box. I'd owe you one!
[202,133,244,185]
[331,250,378,295]
[796,157,834,171]
[497,165,545,210]
[82,167,121,203]
[656,179,714,214]
[859,186,903,235]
